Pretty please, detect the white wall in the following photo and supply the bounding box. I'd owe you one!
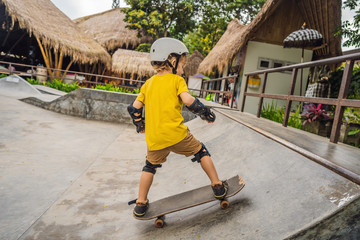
[188,76,202,97]
[239,41,313,115]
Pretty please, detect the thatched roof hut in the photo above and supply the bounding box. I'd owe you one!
[74,8,152,53]
[199,0,342,75]
[0,0,111,67]
[183,50,204,79]
[112,49,156,78]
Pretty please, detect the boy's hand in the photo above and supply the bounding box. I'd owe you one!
[128,102,145,133]
[201,110,216,123]
[186,97,216,123]
[134,120,145,133]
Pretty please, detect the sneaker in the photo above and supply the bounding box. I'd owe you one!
[133,200,149,217]
[212,181,228,199]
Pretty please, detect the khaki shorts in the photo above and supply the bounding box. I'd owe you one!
[147,130,202,165]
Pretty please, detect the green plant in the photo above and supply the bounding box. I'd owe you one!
[348,128,360,136]
[94,83,140,94]
[288,106,303,129]
[28,78,80,93]
[343,107,360,139]
[48,79,65,91]
[343,107,360,124]
[261,101,302,129]
[136,43,151,53]
[301,104,332,125]
[27,78,39,85]
[261,101,284,124]
[0,73,8,78]
[329,64,360,100]
[26,77,139,94]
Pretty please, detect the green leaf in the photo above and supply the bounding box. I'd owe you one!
[348,128,360,136]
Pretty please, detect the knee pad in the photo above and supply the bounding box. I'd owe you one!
[191,143,211,163]
[142,160,162,174]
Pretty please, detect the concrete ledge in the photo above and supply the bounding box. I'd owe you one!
[286,195,360,239]
[34,85,67,96]
[21,88,196,124]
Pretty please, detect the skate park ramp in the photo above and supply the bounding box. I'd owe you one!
[0,75,42,97]
[0,92,360,239]
[0,75,64,102]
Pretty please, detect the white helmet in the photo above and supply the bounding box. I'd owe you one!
[150,37,189,62]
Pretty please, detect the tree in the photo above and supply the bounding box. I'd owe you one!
[122,0,201,40]
[336,0,360,48]
[183,1,229,56]
[184,0,266,56]
[122,0,266,55]
[226,0,266,25]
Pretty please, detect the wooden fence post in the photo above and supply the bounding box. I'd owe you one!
[283,68,298,127]
[257,73,268,118]
[330,60,354,143]
[241,75,250,112]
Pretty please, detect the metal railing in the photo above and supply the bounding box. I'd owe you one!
[0,61,145,90]
[195,74,238,108]
[241,52,360,144]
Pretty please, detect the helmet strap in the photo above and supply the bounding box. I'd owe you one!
[166,55,181,74]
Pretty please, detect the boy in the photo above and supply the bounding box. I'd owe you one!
[128,37,227,217]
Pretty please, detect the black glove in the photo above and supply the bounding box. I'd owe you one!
[186,98,216,122]
[127,103,145,133]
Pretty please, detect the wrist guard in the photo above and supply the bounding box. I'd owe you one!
[127,103,145,133]
[186,98,216,122]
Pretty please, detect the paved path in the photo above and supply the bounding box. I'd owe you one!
[0,89,359,239]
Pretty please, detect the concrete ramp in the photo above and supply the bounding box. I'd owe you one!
[0,75,41,97]
[17,112,360,239]
[21,88,196,124]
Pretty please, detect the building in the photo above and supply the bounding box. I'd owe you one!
[198,0,342,114]
[0,0,111,78]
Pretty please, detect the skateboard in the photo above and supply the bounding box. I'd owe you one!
[131,175,245,228]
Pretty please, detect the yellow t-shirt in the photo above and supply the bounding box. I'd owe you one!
[136,74,189,150]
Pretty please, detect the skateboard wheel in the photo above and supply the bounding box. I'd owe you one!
[220,200,229,209]
[155,218,165,228]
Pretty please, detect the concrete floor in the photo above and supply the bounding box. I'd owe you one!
[1,84,360,239]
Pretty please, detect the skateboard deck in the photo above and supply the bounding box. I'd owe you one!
[132,175,245,227]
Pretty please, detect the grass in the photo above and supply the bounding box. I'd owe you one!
[261,101,302,129]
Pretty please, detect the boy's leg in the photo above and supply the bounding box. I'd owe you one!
[134,157,166,217]
[169,130,228,199]
[136,149,169,204]
[199,155,222,186]
[199,155,228,199]
[169,131,222,186]
[137,171,154,204]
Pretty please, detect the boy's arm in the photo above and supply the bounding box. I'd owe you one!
[180,92,216,123]
[179,91,195,107]
[127,100,145,133]
[133,100,144,109]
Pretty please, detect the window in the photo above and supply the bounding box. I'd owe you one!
[258,58,271,69]
[273,61,284,68]
[258,57,295,74]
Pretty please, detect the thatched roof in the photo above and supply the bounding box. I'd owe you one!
[74,8,152,52]
[112,49,156,77]
[1,0,111,66]
[198,19,246,75]
[199,0,342,75]
[183,50,204,78]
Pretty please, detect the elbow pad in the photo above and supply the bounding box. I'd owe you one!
[127,103,145,133]
[186,98,216,122]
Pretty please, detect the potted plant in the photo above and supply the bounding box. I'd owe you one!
[301,104,332,137]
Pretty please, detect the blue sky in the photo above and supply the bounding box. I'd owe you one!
[50,0,357,51]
